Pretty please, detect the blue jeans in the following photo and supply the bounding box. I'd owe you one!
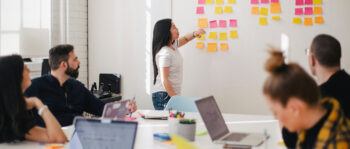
[152,91,171,110]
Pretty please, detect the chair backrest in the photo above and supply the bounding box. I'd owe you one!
[41,58,50,76]
[164,96,201,112]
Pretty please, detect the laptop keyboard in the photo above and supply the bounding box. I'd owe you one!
[222,133,248,141]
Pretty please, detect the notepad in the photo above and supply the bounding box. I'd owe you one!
[230,30,238,38]
[315,16,324,24]
[224,6,232,13]
[293,18,302,24]
[220,43,229,51]
[207,43,217,52]
[198,18,208,28]
[209,32,217,39]
[215,7,223,14]
[216,0,224,5]
[259,17,267,25]
[228,0,235,4]
[196,7,204,14]
[272,16,280,20]
[196,42,205,49]
[295,8,303,15]
[229,19,237,27]
[304,18,313,26]
[270,3,281,14]
[260,8,268,16]
[219,32,228,40]
[314,7,322,14]
[251,7,259,15]
[219,20,227,28]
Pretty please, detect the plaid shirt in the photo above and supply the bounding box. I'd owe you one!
[297,97,350,149]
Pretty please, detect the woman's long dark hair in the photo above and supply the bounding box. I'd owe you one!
[152,19,172,84]
[0,55,34,142]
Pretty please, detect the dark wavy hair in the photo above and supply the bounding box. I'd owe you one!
[152,19,172,84]
[0,55,35,142]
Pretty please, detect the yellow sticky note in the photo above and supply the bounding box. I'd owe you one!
[272,16,280,20]
[209,32,217,39]
[220,43,229,51]
[215,7,223,14]
[313,0,322,5]
[171,134,197,149]
[270,3,281,14]
[314,7,322,14]
[251,7,259,15]
[293,18,302,24]
[230,30,238,38]
[206,0,214,4]
[304,18,313,26]
[224,6,232,13]
[315,16,324,24]
[219,32,227,40]
[198,18,208,28]
[259,17,267,25]
[207,43,217,52]
[228,0,236,4]
[196,42,205,49]
[260,8,268,16]
[216,0,224,5]
[197,34,205,40]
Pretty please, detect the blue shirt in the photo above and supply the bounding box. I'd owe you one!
[25,74,105,127]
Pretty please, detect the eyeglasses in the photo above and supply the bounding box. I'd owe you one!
[305,48,310,56]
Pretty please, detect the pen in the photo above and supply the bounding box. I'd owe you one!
[129,96,135,117]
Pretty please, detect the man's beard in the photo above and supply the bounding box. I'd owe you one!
[65,64,80,79]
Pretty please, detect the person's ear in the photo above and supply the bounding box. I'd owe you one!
[59,61,68,69]
[310,54,317,67]
[286,97,305,117]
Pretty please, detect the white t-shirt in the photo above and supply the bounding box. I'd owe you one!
[152,40,183,95]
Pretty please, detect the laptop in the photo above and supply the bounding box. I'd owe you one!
[102,99,130,120]
[195,96,266,146]
[69,117,138,149]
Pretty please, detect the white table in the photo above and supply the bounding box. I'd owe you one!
[0,110,286,149]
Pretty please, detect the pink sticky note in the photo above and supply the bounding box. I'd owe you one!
[295,8,303,15]
[210,20,217,28]
[271,0,279,3]
[304,7,313,15]
[197,7,204,14]
[251,0,259,4]
[229,19,237,27]
[219,20,227,28]
[296,0,304,5]
[261,0,269,4]
[198,0,206,4]
[305,0,313,5]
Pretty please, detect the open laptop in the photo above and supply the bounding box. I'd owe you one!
[102,100,130,120]
[195,96,266,146]
[69,117,138,149]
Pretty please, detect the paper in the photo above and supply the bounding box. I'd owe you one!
[224,6,232,13]
[296,0,304,5]
[313,0,322,5]
[260,8,268,16]
[197,34,205,40]
[293,18,302,24]
[41,144,64,149]
[304,18,313,26]
[295,8,303,15]
[261,0,269,4]
[198,0,206,4]
[271,0,279,3]
[304,7,313,15]
[314,7,322,14]
[219,20,227,27]
[272,16,280,20]
[216,0,224,5]
[270,3,281,14]
[228,0,236,4]
[219,32,227,40]
[209,32,217,39]
[305,0,313,5]
[315,16,324,24]
[251,7,259,15]
[207,43,217,52]
[229,19,237,27]
[210,20,217,28]
[220,43,229,51]
[196,42,205,49]
[230,30,238,38]
[196,7,204,14]
[198,18,208,28]
[215,7,223,14]
[259,17,267,25]
[171,134,197,149]
[251,0,259,4]
[206,0,214,4]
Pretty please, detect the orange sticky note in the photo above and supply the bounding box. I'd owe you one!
[42,144,64,149]
[259,17,267,25]
[197,34,205,40]
[224,6,232,13]
[209,32,217,39]
[315,16,324,24]
[260,8,268,16]
[313,0,322,5]
[228,0,236,4]
[293,18,302,24]
[206,0,214,4]
[207,43,217,52]
[198,18,208,28]
[272,16,280,20]
[196,42,205,49]
[220,43,229,51]
[304,18,313,26]
[251,7,259,15]
[216,0,224,5]
[230,30,238,38]
[270,3,281,14]
[314,7,322,14]
[219,32,227,40]
[215,7,223,14]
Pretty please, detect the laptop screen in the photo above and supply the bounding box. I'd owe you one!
[195,96,230,141]
[70,118,138,149]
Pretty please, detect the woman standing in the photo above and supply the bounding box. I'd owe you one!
[152,19,205,110]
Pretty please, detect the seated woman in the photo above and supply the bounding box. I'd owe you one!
[262,49,350,149]
[0,55,67,143]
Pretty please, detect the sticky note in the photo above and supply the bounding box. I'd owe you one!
[314,7,322,14]
[210,20,217,28]
[216,0,224,5]
[259,17,267,25]
[251,0,259,4]
[224,6,232,13]
[198,18,208,28]
[296,0,304,5]
[197,7,204,14]
[261,0,269,4]
[304,7,313,15]
[272,16,280,20]
[260,8,268,16]
[270,3,281,14]
[293,18,302,24]
[315,16,324,24]
[295,8,303,15]
[219,20,227,27]
[271,0,279,3]
[206,0,214,4]
[198,0,206,4]
[207,43,217,52]
[229,19,237,27]
[196,42,205,49]
[304,18,313,26]
[171,134,197,149]
[209,32,217,39]
[251,7,259,15]
[305,0,313,5]
[313,0,322,5]
[215,7,223,14]
[197,34,205,40]
[42,144,64,149]
[230,30,238,38]
[219,32,227,40]
[228,0,236,4]
[220,43,229,51]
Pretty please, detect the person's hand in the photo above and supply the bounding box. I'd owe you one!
[25,97,44,110]
[126,100,137,114]
[194,29,206,37]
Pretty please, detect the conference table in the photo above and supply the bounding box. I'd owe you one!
[0,110,286,149]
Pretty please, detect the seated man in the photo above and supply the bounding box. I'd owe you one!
[25,44,137,127]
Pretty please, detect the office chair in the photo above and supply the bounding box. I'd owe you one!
[164,96,201,112]
[41,58,50,76]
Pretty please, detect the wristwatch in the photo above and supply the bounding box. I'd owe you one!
[38,105,48,116]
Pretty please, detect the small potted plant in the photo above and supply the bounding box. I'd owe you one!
[177,119,196,141]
